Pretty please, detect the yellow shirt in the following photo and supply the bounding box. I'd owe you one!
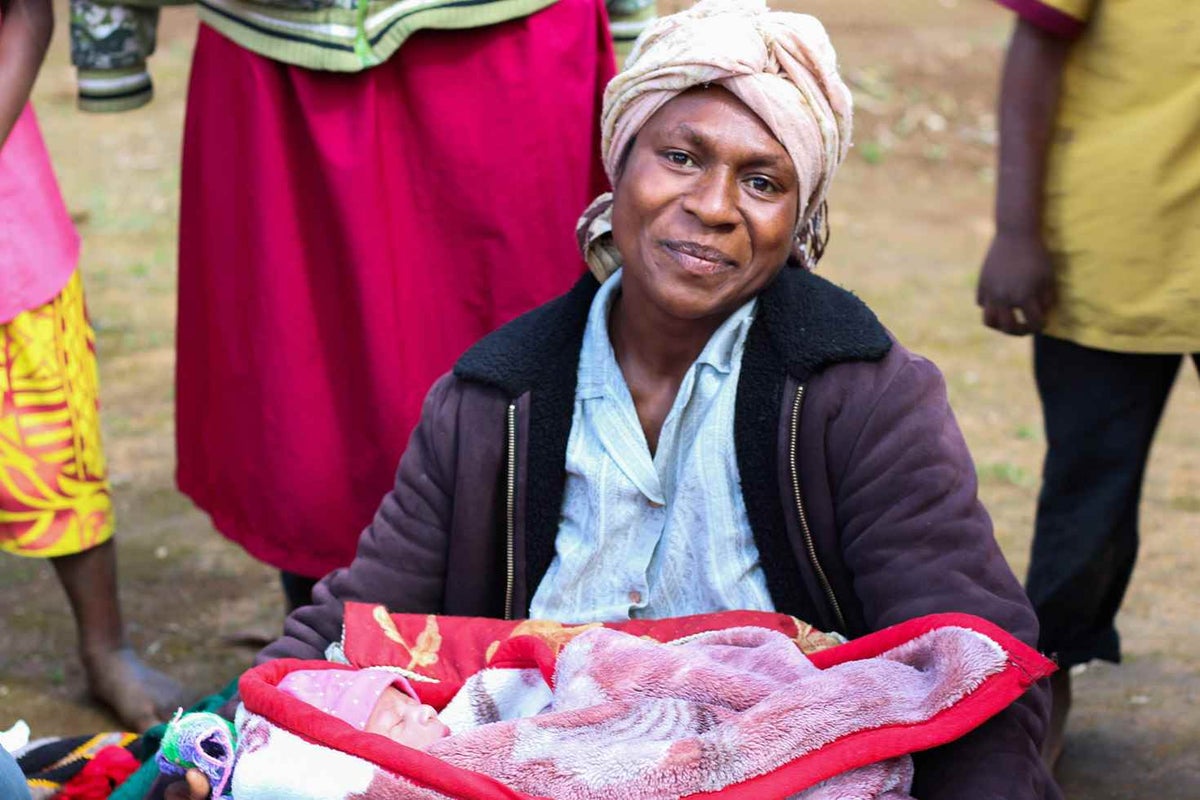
[1002,0,1200,353]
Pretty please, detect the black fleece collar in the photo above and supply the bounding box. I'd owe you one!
[455,268,891,390]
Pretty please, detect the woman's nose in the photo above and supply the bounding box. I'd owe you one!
[683,170,739,227]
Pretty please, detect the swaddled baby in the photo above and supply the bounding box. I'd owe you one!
[169,617,1048,800]
[278,668,450,750]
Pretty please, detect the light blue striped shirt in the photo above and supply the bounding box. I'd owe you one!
[529,270,775,623]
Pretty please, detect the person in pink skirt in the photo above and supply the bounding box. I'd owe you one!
[1,0,186,731]
[72,0,618,614]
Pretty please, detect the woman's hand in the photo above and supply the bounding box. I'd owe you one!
[976,229,1056,335]
[162,770,212,800]
[977,18,1073,338]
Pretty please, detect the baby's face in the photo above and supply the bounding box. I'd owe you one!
[364,686,450,750]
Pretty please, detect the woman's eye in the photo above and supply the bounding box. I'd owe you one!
[664,150,694,167]
[747,176,779,194]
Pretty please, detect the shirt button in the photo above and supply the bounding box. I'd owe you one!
[629,590,643,604]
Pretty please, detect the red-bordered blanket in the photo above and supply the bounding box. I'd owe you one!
[235,606,1053,800]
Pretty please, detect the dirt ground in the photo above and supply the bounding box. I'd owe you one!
[3,0,1198,797]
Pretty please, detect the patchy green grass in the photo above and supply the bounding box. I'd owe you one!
[978,461,1036,488]
[857,139,888,165]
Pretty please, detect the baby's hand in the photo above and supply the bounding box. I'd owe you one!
[163,769,211,800]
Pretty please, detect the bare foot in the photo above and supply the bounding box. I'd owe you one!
[82,646,192,733]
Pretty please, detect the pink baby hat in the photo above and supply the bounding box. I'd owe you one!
[278,668,421,731]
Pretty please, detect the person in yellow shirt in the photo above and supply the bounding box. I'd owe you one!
[978,0,1200,768]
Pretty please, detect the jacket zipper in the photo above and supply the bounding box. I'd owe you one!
[789,384,848,633]
[504,402,518,620]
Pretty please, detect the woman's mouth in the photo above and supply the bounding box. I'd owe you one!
[660,240,737,275]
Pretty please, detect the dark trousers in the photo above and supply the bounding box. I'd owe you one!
[1027,335,1198,668]
[280,570,319,614]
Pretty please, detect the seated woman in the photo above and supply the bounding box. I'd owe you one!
[168,0,1056,797]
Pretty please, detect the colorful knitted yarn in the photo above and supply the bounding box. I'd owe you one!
[155,711,238,799]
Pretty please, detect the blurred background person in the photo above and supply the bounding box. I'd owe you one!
[978,0,1200,768]
[2,0,185,731]
[72,0,622,615]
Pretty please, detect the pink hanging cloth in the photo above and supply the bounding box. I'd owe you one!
[0,99,79,324]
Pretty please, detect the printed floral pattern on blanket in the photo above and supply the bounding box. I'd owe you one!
[344,604,847,710]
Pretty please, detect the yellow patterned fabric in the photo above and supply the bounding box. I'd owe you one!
[1,271,114,558]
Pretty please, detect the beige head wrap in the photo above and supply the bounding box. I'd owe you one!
[576,0,853,281]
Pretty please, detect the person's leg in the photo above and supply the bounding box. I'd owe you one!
[0,745,31,800]
[50,539,188,732]
[280,570,319,614]
[2,275,187,731]
[1028,335,1181,766]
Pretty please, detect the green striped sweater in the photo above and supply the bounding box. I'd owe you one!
[71,0,657,112]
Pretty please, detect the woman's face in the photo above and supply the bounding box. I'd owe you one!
[611,86,800,323]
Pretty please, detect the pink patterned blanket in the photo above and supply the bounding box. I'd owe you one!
[234,613,1054,800]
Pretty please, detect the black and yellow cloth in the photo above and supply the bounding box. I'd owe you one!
[15,679,240,800]
[18,732,144,799]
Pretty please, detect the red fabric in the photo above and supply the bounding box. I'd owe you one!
[993,0,1086,37]
[176,0,615,577]
[239,612,1053,800]
[56,746,140,799]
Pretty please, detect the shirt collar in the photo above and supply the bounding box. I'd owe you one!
[577,269,758,401]
[695,293,757,374]
[577,271,623,401]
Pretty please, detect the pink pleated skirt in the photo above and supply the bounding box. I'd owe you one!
[176,2,615,577]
